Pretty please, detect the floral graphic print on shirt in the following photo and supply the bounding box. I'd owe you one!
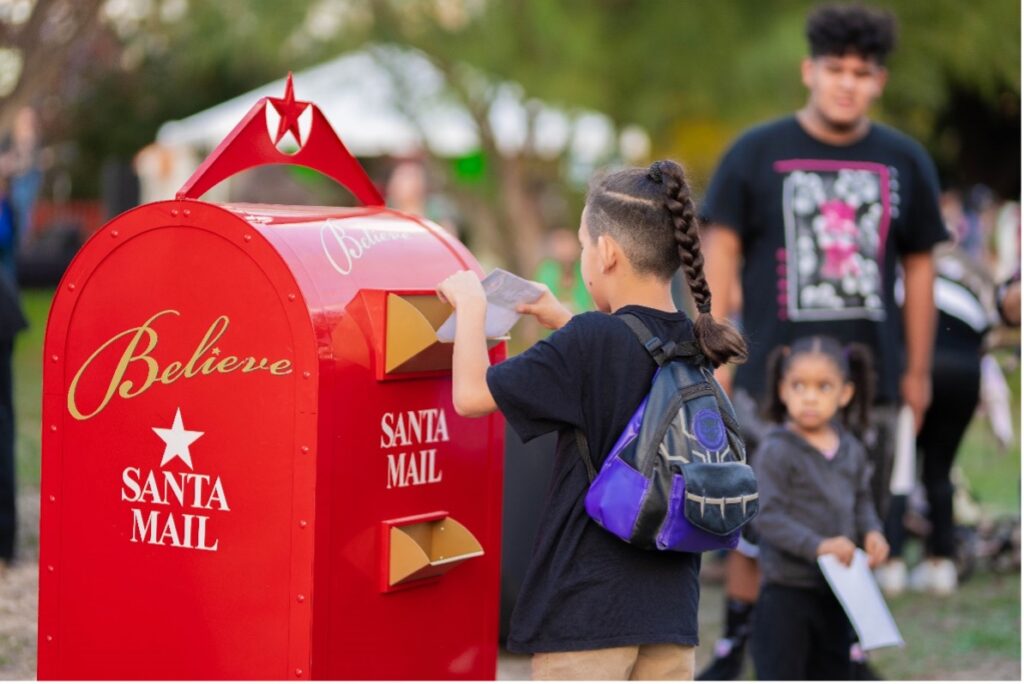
[774,160,897,322]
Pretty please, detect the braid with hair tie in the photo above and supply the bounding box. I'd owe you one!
[650,159,747,367]
[653,161,712,314]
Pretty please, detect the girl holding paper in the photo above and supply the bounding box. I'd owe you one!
[749,336,889,680]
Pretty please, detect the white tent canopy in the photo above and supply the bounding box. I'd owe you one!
[156,44,636,163]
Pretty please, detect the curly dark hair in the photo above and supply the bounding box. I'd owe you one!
[806,3,898,65]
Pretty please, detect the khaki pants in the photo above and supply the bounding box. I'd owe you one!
[531,644,695,680]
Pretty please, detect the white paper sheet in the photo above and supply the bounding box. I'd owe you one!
[889,404,917,495]
[818,549,904,651]
[436,269,544,342]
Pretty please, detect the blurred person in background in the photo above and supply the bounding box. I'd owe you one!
[0,177,16,281]
[697,4,945,678]
[992,201,1020,285]
[879,238,997,597]
[0,106,44,251]
[386,158,459,238]
[0,268,25,574]
[535,228,593,315]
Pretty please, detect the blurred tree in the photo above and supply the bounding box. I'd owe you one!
[327,0,1019,269]
[0,0,106,133]
[2,0,348,198]
[2,0,1019,258]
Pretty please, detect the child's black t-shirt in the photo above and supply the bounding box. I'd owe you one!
[486,305,701,653]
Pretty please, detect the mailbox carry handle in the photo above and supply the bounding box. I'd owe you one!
[176,73,385,206]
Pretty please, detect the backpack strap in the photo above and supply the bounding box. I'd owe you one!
[575,428,597,482]
[576,313,709,482]
[617,312,707,367]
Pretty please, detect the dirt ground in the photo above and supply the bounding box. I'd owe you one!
[0,489,39,680]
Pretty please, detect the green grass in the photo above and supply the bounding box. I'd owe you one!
[12,287,50,488]
[957,350,1021,515]
[871,569,1020,679]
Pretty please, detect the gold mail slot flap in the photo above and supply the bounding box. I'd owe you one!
[385,293,501,375]
[387,515,484,588]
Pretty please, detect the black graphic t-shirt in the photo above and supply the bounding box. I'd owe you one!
[486,306,701,653]
[701,116,946,404]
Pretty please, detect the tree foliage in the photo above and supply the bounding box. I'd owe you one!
[1,0,1019,255]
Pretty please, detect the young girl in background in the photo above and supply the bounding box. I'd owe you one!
[749,336,889,680]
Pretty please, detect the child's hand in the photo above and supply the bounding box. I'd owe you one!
[863,530,890,568]
[817,536,857,566]
[437,270,486,310]
[516,284,573,330]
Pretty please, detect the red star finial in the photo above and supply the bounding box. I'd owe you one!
[267,73,311,147]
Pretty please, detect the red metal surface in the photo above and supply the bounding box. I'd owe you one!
[177,73,384,206]
[38,78,504,680]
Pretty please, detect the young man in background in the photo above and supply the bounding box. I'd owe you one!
[697,4,945,678]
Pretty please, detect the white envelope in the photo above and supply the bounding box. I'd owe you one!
[436,269,544,342]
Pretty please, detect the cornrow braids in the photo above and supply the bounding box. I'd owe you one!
[650,160,747,367]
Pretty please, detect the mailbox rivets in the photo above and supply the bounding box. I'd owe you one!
[243,234,252,242]
[171,209,179,217]
[49,425,57,432]
[183,209,191,217]
[50,355,58,363]
[46,635,52,642]
[300,446,309,454]
[302,371,310,379]
[110,230,119,238]
[297,594,305,603]
[47,565,54,572]
[48,495,55,503]
[299,520,307,528]
[67,283,75,291]
[288,293,297,302]
[295,669,303,677]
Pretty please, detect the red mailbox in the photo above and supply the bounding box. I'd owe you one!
[37,77,505,680]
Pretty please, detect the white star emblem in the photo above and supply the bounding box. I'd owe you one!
[152,408,204,470]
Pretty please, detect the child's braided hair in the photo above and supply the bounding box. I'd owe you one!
[584,159,747,367]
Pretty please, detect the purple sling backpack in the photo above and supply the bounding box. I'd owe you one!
[578,313,759,553]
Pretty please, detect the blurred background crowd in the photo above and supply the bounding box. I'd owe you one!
[0,0,1019,679]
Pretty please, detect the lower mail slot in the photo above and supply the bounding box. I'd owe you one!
[382,512,484,591]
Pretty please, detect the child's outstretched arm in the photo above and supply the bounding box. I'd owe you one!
[437,270,497,417]
[438,271,574,417]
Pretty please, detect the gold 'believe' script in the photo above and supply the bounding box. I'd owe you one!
[68,310,293,420]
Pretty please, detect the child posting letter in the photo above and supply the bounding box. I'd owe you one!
[436,161,746,681]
